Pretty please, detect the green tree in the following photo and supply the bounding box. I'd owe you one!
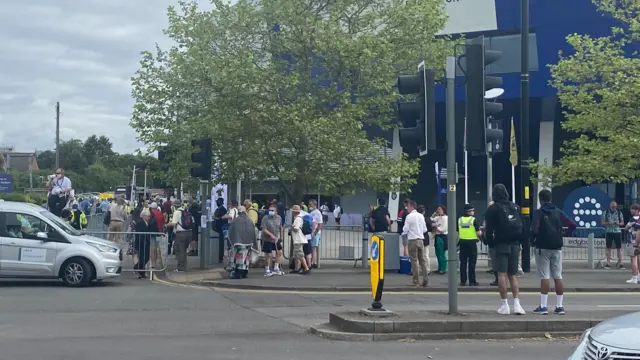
[531,0,640,185]
[83,135,116,165]
[131,0,452,203]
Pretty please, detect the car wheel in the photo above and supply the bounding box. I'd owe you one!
[62,258,93,287]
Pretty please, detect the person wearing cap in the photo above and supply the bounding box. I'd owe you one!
[458,204,482,286]
[290,205,311,274]
[168,199,190,272]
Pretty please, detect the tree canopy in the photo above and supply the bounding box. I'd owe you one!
[131,0,453,203]
[6,135,160,193]
[532,0,640,185]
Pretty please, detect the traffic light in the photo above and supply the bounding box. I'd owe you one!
[190,138,212,180]
[465,35,503,153]
[396,67,436,155]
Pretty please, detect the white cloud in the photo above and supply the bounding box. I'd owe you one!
[0,0,213,153]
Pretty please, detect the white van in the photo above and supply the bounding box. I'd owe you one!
[0,200,122,287]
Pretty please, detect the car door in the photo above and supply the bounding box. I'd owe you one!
[0,212,59,277]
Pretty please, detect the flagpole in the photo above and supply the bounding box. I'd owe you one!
[511,165,516,202]
[509,117,518,202]
[464,117,469,204]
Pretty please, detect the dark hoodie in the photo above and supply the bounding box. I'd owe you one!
[531,202,576,250]
[485,184,525,246]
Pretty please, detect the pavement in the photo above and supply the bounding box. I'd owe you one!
[162,257,640,292]
[0,273,592,359]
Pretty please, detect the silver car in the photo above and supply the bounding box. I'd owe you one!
[568,312,640,359]
[0,200,122,287]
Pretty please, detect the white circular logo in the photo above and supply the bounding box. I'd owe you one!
[573,196,602,227]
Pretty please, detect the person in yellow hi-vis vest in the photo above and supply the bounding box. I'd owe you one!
[458,204,483,286]
[70,204,88,230]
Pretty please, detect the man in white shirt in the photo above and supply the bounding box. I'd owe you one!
[168,199,191,272]
[47,168,72,217]
[333,205,342,225]
[308,199,323,268]
[402,199,429,287]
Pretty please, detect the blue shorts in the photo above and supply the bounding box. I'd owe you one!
[310,233,321,247]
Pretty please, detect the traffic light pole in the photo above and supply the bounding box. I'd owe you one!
[520,0,531,273]
[199,180,210,270]
[445,56,458,314]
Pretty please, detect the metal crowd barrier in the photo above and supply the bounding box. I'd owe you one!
[81,230,168,278]
[476,226,612,269]
[277,225,366,267]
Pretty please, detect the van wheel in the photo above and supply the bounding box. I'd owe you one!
[61,258,93,287]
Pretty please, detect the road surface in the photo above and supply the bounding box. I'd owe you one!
[0,275,617,359]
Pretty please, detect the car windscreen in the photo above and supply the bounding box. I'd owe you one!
[41,211,82,236]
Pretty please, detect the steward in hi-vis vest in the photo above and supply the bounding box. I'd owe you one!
[457,204,482,286]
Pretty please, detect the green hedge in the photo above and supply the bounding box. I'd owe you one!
[0,193,48,205]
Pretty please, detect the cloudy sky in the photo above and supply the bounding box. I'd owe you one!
[0,0,213,154]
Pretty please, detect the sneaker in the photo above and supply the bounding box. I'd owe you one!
[604,263,611,269]
[517,269,524,276]
[272,269,283,276]
[497,303,510,315]
[625,277,638,284]
[300,269,311,275]
[469,282,479,286]
[617,263,626,270]
[289,269,301,274]
[173,269,184,273]
[264,271,273,277]
[554,307,566,315]
[513,302,526,315]
[311,264,318,269]
[532,306,548,315]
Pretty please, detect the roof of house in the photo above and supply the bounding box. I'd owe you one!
[0,152,39,172]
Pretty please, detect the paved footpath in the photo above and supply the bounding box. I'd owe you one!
[164,258,639,292]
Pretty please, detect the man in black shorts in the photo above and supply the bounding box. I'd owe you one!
[602,201,625,269]
[485,184,527,316]
[260,204,284,276]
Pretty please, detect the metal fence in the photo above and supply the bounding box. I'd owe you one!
[81,230,168,276]
[278,225,366,267]
[476,226,618,268]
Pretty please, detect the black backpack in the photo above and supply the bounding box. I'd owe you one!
[180,209,194,230]
[497,202,524,241]
[537,210,564,249]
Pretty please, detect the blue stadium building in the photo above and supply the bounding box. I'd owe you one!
[396,0,634,215]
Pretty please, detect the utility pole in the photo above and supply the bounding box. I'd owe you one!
[143,169,147,200]
[520,0,532,272]
[55,102,60,169]
[445,56,458,314]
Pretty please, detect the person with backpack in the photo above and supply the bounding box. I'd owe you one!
[602,200,625,269]
[289,205,311,275]
[168,199,193,272]
[530,189,576,315]
[484,183,527,315]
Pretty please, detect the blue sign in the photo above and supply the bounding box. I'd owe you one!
[370,241,379,261]
[0,174,12,193]
[563,187,610,229]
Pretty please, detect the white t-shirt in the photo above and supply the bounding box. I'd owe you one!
[292,215,309,245]
[172,207,188,232]
[227,207,238,222]
[333,206,341,218]
[320,205,330,216]
[310,208,323,234]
